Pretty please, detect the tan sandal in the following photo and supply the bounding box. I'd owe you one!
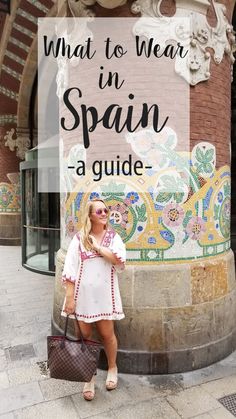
[106,367,118,391]
[83,377,95,401]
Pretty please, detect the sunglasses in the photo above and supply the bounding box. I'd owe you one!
[92,208,109,216]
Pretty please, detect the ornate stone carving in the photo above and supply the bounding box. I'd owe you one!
[68,0,95,17]
[68,0,127,16]
[58,0,129,97]
[131,0,236,85]
[56,56,69,100]
[131,0,163,16]
[81,0,127,8]
[55,13,93,98]
[176,0,210,14]
[4,128,30,160]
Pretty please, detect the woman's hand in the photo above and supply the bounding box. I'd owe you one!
[64,296,76,315]
[88,235,100,252]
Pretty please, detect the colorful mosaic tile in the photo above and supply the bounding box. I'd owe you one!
[0,183,21,213]
[62,141,230,263]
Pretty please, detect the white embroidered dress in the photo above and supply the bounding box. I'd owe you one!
[61,229,126,323]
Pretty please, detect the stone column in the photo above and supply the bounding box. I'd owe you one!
[53,0,236,373]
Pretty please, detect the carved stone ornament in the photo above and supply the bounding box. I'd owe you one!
[68,0,127,17]
[56,55,69,100]
[57,0,128,96]
[131,0,236,85]
[81,0,127,8]
[67,0,95,17]
[4,128,30,160]
[55,8,94,99]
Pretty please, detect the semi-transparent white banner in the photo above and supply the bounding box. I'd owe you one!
[38,17,190,196]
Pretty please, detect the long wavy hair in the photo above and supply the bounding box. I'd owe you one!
[80,198,109,251]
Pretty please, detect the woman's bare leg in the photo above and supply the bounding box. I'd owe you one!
[96,320,118,390]
[96,320,117,369]
[74,321,95,400]
[74,320,93,340]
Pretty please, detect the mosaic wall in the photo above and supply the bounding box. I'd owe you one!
[0,182,21,213]
[62,140,230,263]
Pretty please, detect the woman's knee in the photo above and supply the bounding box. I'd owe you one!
[100,330,117,344]
[96,320,115,339]
[76,321,93,340]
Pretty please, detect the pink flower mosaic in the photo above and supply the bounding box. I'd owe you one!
[109,203,128,229]
[162,203,185,227]
[186,216,206,240]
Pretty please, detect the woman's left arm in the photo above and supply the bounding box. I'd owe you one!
[89,234,125,266]
[98,245,121,264]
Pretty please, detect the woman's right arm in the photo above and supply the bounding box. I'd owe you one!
[65,282,76,314]
[62,234,80,315]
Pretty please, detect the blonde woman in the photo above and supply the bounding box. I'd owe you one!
[62,198,126,401]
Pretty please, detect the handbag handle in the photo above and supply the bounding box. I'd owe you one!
[61,315,86,352]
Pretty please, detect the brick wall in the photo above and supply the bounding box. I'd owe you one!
[190,55,231,168]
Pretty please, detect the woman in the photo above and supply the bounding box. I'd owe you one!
[62,198,126,401]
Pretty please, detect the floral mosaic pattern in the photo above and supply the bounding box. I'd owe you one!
[192,142,216,178]
[126,126,178,171]
[214,181,230,239]
[186,216,206,240]
[162,203,184,227]
[109,203,129,230]
[63,139,231,262]
[0,183,20,213]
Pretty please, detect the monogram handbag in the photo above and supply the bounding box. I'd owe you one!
[47,315,102,382]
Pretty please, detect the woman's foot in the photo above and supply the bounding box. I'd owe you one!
[83,376,95,401]
[106,366,118,391]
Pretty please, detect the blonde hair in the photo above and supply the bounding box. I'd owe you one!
[80,199,109,250]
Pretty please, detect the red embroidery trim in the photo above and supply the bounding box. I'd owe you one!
[79,229,116,261]
[111,266,116,312]
[102,229,116,247]
[74,311,124,319]
[74,261,83,301]
[70,232,123,320]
